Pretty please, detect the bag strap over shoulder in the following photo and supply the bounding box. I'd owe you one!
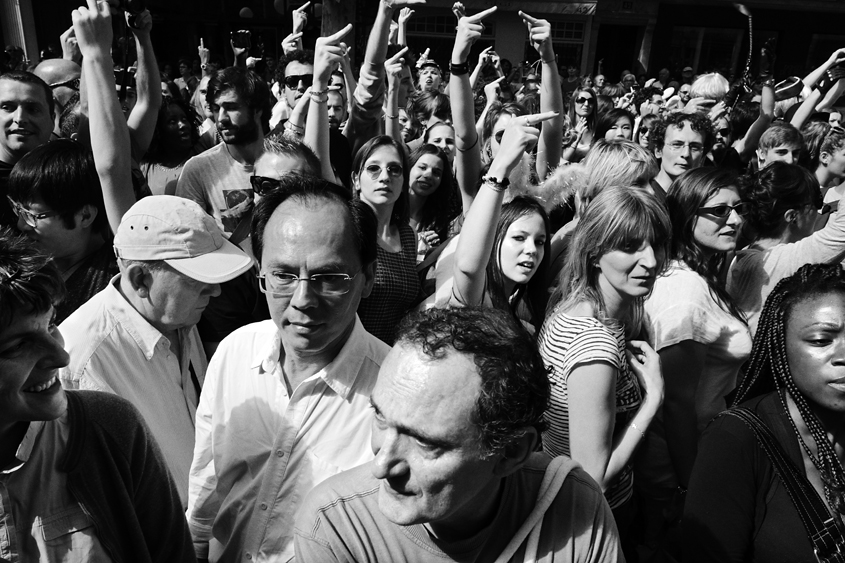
[722,407,845,563]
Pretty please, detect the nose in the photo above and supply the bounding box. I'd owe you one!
[638,244,658,269]
[207,283,222,299]
[727,207,744,228]
[216,107,228,123]
[371,427,407,481]
[47,328,71,370]
[783,153,795,164]
[378,167,391,181]
[289,276,318,308]
[296,80,306,92]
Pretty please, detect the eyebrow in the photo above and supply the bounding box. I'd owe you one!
[369,398,454,449]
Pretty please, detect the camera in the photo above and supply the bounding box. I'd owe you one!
[231,30,252,50]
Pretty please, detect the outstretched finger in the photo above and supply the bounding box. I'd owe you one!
[526,111,559,125]
[326,23,353,43]
[296,1,311,12]
[387,46,410,63]
[466,6,497,23]
[518,10,540,25]
[287,31,304,41]
[200,38,205,49]
[489,76,505,86]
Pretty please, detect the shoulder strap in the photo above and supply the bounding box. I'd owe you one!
[722,407,845,562]
[494,456,577,563]
[228,206,253,247]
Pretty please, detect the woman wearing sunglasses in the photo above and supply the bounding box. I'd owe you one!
[638,168,752,558]
[728,162,845,337]
[351,136,419,344]
[562,87,597,163]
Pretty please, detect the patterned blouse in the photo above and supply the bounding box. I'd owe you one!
[538,311,642,509]
[358,222,420,345]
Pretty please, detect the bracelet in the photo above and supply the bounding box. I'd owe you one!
[201,63,208,70]
[541,57,556,65]
[481,175,510,192]
[450,61,469,76]
[284,121,304,135]
[309,89,328,103]
[385,113,398,119]
[630,421,646,439]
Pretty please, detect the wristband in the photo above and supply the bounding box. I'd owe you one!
[449,61,469,76]
[284,121,304,135]
[309,89,328,103]
[541,57,556,65]
[201,63,208,70]
[481,175,510,192]
[385,113,398,119]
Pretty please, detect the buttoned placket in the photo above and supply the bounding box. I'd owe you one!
[240,360,318,561]
[0,478,18,561]
[157,331,201,428]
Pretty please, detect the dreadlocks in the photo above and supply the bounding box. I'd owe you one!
[733,262,845,514]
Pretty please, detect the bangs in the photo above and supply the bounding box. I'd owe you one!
[598,191,671,256]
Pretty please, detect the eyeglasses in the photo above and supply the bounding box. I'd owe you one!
[257,270,360,296]
[49,77,80,91]
[664,141,705,154]
[364,164,403,179]
[575,96,594,105]
[6,196,59,227]
[698,202,750,218]
[283,74,313,89]
[250,175,283,196]
[679,89,691,96]
[716,128,732,137]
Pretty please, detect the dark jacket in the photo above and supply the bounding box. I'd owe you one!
[62,390,196,563]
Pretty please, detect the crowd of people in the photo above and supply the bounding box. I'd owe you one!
[5,0,845,561]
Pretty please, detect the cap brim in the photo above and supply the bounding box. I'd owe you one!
[165,238,254,284]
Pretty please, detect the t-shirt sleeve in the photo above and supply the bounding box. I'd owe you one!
[683,413,758,562]
[174,157,208,211]
[647,274,720,350]
[558,323,622,375]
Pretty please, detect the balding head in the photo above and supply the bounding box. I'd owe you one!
[33,59,80,111]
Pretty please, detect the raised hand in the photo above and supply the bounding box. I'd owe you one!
[453,6,497,64]
[60,27,81,63]
[416,47,431,69]
[484,76,505,104]
[385,46,409,89]
[127,8,151,34]
[519,11,554,62]
[451,1,465,19]
[490,110,558,178]
[399,7,414,24]
[314,24,353,86]
[198,38,210,66]
[476,46,493,67]
[71,0,113,58]
[292,1,310,33]
[282,32,303,56]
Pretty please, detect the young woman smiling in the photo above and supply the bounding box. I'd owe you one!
[407,144,455,261]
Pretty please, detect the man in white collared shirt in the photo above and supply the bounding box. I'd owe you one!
[59,196,253,507]
[186,173,389,563]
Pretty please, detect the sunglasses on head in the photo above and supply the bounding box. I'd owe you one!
[49,77,80,91]
[284,74,313,89]
[250,175,283,196]
[575,96,594,105]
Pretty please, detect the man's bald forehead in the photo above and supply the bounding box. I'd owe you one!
[33,59,81,86]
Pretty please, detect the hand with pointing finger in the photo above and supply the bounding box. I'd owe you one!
[489,111,558,179]
[282,32,303,56]
[385,46,409,91]
[198,38,210,66]
[452,6,496,64]
[416,48,431,69]
[484,76,505,104]
[293,1,310,33]
[519,11,554,62]
[72,0,113,58]
[314,24,353,90]
[399,7,414,24]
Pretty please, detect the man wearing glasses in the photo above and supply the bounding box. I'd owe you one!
[651,112,713,200]
[176,66,270,242]
[32,58,81,137]
[0,71,55,228]
[186,173,388,563]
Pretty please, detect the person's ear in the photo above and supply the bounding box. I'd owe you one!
[784,208,798,225]
[125,263,153,298]
[756,148,766,166]
[655,144,663,160]
[76,204,98,229]
[492,427,538,478]
[360,259,377,299]
[821,151,832,167]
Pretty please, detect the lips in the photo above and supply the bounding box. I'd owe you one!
[23,375,59,393]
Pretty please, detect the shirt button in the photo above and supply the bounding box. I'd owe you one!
[260,502,268,510]
[276,449,284,457]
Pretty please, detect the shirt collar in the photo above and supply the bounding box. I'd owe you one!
[253,316,372,400]
[104,275,170,360]
[1,420,45,474]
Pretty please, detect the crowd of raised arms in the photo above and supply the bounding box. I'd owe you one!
[5,0,845,561]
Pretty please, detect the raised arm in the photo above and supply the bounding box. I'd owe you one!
[469,46,492,90]
[384,47,410,144]
[306,24,353,182]
[451,111,556,306]
[450,6,496,213]
[521,11,563,177]
[734,83,774,160]
[126,10,162,160]
[72,0,134,232]
[803,48,845,90]
[397,8,414,46]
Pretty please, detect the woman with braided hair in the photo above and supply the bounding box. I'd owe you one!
[684,262,845,562]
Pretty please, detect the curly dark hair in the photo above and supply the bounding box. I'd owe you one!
[395,306,550,457]
[0,229,65,329]
[732,262,845,515]
[207,66,272,134]
[274,48,314,86]
[650,111,714,153]
[144,97,201,164]
[739,162,821,239]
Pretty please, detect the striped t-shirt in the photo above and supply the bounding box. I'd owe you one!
[538,311,642,509]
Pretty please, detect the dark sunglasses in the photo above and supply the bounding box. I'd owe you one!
[575,96,594,105]
[284,74,313,89]
[698,202,750,218]
[716,127,732,137]
[49,77,80,91]
[250,175,283,196]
